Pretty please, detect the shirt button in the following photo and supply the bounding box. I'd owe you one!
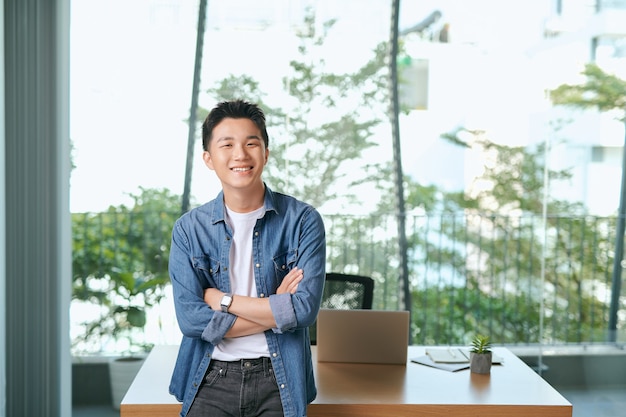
[209,268,213,273]
[281,265,286,270]
[259,293,265,298]
[272,352,278,358]
[280,384,285,389]
[255,231,259,236]
[256,263,260,268]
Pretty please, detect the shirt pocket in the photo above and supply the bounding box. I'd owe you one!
[192,255,221,288]
[272,249,297,287]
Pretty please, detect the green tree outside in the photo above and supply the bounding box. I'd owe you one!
[70,38,625,353]
[72,188,179,354]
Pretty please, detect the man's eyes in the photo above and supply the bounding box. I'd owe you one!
[219,141,260,148]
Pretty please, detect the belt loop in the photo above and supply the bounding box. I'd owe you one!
[263,357,271,376]
[208,359,228,377]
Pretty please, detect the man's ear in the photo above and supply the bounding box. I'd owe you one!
[203,151,215,170]
[264,148,269,165]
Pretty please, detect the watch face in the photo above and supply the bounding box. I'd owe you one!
[221,294,233,311]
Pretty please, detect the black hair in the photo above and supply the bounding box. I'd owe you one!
[201,99,269,151]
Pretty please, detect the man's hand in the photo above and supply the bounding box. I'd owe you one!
[277,266,303,294]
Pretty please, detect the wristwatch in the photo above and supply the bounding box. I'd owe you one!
[220,293,233,313]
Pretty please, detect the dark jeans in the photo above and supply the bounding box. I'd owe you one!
[187,357,283,417]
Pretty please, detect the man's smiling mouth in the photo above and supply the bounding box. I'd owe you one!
[231,167,252,172]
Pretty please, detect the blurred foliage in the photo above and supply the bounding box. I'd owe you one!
[550,63,626,118]
[72,28,625,353]
[205,9,391,211]
[72,188,180,354]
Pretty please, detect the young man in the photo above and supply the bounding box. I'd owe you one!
[168,99,326,417]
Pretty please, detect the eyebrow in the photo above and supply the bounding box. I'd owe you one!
[215,135,262,142]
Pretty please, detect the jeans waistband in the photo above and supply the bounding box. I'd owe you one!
[208,357,272,372]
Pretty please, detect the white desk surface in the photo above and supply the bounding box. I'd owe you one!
[121,345,572,417]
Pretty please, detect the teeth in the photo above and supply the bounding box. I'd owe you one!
[232,167,251,172]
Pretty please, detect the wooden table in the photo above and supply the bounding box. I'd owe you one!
[121,345,572,417]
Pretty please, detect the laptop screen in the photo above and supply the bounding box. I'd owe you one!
[315,309,410,365]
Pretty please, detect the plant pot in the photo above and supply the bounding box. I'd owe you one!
[470,352,492,374]
[109,356,145,410]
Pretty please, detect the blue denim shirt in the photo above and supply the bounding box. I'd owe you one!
[168,186,326,417]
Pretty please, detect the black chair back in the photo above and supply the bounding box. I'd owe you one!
[321,273,374,310]
[310,273,374,344]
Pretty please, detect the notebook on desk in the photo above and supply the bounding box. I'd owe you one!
[411,347,505,372]
[315,309,410,365]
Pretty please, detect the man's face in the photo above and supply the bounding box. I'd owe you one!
[203,117,269,194]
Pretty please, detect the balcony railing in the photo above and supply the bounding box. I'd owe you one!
[72,210,625,353]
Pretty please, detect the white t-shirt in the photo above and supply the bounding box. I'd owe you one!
[212,205,270,361]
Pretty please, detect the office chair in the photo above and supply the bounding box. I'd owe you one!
[310,273,375,344]
[321,273,374,310]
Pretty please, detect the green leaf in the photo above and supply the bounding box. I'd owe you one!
[126,307,147,328]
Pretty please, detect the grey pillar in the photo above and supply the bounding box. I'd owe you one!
[3,0,71,416]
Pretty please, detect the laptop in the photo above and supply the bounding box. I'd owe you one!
[315,309,410,365]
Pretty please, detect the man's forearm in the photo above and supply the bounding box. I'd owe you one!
[226,314,271,337]
[204,289,277,326]
[203,290,281,334]
[227,294,278,328]
[204,268,303,332]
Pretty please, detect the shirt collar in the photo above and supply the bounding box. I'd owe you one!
[210,183,278,225]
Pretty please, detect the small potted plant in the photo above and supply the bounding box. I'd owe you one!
[469,334,492,374]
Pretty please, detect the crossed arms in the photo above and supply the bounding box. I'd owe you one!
[203,267,303,338]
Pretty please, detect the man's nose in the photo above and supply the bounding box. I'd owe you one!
[233,144,247,159]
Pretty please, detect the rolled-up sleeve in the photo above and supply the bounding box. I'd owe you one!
[270,207,326,333]
[169,221,236,344]
[201,311,237,345]
[269,292,297,333]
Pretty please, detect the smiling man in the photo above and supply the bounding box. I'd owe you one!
[168,99,327,417]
